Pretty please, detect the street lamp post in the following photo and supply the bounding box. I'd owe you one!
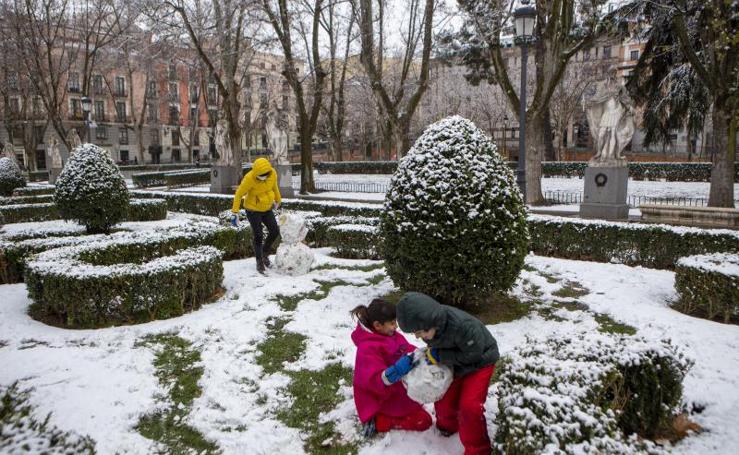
[513,0,536,202]
[503,114,509,159]
[81,96,92,143]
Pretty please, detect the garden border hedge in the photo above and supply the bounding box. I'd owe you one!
[0,220,252,284]
[0,198,168,224]
[325,224,381,259]
[674,253,739,324]
[26,244,224,328]
[11,186,55,196]
[0,194,54,206]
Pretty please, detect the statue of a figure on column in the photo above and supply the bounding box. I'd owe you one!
[66,128,82,151]
[266,106,289,165]
[583,81,635,167]
[215,118,235,166]
[49,137,62,168]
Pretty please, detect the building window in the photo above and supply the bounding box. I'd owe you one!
[8,98,20,114]
[630,50,639,61]
[208,109,217,126]
[172,148,181,162]
[150,129,159,144]
[193,131,200,146]
[95,100,105,121]
[70,98,82,118]
[34,125,44,143]
[190,84,199,103]
[115,77,126,96]
[169,105,180,125]
[119,149,129,162]
[32,98,42,116]
[169,64,177,80]
[68,72,80,92]
[259,77,267,90]
[282,80,289,92]
[148,103,158,123]
[96,125,107,140]
[8,72,18,91]
[119,127,129,145]
[92,75,104,94]
[169,82,178,98]
[115,102,127,122]
[190,107,198,122]
[603,46,612,59]
[172,130,180,146]
[207,85,217,105]
[148,81,157,98]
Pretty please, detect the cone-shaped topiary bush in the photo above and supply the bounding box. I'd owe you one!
[0,157,26,196]
[54,144,129,233]
[380,116,529,306]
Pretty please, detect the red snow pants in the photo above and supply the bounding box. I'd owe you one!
[434,365,495,455]
[375,408,433,432]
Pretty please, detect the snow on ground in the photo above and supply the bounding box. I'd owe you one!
[2,243,738,453]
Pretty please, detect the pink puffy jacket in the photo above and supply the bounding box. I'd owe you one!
[351,323,424,423]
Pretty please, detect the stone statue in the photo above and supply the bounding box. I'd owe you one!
[583,82,635,167]
[266,108,289,165]
[66,128,82,150]
[49,137,62,168]
[215,118,234,166]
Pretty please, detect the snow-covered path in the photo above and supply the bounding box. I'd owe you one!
[1,251,737,454]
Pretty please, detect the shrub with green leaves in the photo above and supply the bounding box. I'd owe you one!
[0,157,26,196]
[380,116,529,305]
[495,333,691,454]
[55,144,129,233]
[674,253,739,324]
[26,242,224,328]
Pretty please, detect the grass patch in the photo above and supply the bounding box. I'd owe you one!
[256,317,308,375]
[277,363,357,454]
[594,313,638,335]
[135,333,219,454]
[471,292,532,325]
[273,279,353,311]
[365,273,386,286]
[311,263,385,272]
[553,300,589,312]
[552,281,589,299]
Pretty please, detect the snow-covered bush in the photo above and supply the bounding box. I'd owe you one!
[0,157,26,196]
[674,253,739,324]
[1,219,251,284]
[380,116,529,305]
[495,333,692,454]
[54,144,129,233]
[327,223,381,259]
[0,383,95,454]
[0,198,167,225]
[26,241,224,328]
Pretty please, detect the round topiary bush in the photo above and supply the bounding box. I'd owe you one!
[0,157,26,196]
[54,144,129,233]
[380,115,529,306]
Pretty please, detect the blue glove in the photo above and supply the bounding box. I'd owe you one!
[382,354,415,385]
[425,348,440,365]
[230,214,238,227]
[362,418,376,438]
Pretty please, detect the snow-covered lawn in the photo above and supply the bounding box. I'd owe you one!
[1,244,737,454]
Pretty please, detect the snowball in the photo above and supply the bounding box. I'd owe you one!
[278,212,308,244]
[402,349,453,404]
[275,243,314,276]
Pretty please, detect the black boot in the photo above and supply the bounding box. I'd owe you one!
[262,254,271,268]
[256,256,266,274]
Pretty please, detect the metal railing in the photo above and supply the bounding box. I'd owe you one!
[544,191,712,208]
[308,181,390,193]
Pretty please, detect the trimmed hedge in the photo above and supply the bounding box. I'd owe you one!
[305,215,378,247]
[0,194,54,206]
[131,171,168,188]
[0,199,168,225]
[495,333,690,453]
[12,186,55,196]
[132,165,252,188]
[326,224,382,259]
[165,169,210,188]
[0,158,26,196]
[310,160,739,182]
[674,253,739,324]
[26,244,223,328]
[27,170,49,182]
[0,220,251,284]
[528,215,739,269]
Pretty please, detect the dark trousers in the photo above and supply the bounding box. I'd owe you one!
[246,209,280,261]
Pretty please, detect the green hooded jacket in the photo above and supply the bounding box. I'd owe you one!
[396,292,499,377]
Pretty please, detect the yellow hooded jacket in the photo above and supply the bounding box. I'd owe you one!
[231,158,282,213]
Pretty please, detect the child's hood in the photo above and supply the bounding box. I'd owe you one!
[396,292,447,333]
[351,323,406,350]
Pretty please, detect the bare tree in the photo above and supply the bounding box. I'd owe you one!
[356,0,435,159]
[261,0,327,193]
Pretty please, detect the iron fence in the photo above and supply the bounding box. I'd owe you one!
[544,191,713,208]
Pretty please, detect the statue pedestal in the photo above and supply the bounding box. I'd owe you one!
[579,166,629,220]
[49,168,62,184]
[276,163,294,198]
[210,165,241,194]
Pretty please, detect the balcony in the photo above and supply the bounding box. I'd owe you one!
[115,116,130,123]
[93,86,105,96]
[68,86,81,93]
[113,89,127,98]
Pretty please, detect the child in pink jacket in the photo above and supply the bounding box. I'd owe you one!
[351,298,432,437]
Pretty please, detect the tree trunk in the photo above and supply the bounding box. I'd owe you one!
[524,113,546,205]
[708,105,736,207]
[687,132,694,162]
[542,109,556,161]
[299,130,315,193]
[136,125,145,164]
[332,136,343,161]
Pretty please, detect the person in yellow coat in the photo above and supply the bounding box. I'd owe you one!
[231,158,282,273]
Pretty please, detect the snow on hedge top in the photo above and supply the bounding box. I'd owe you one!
[385,115,526,237]
[677,252,739,277]
[0,157,23,179]
[55,144,127,197]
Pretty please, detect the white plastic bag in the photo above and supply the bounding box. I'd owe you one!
[402,349,453,404]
